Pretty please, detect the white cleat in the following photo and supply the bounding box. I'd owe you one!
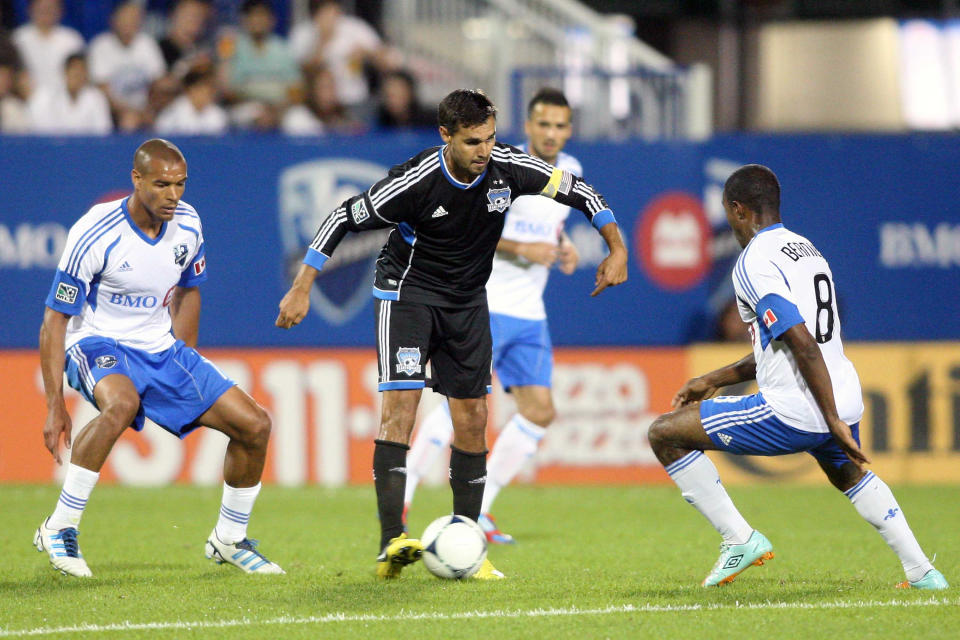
[205,529,285,574]
[34,518,93,578]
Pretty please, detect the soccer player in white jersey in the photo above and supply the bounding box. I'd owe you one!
[647,164,947,590]
[403,88,581,544]
[35,139,284,577]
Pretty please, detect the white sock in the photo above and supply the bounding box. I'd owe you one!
[846,471,933,582]
[48,463,100,530]
[404,401,454,505]
[215,482,262,544]
[481,414,546,514]
[665,451,754,545]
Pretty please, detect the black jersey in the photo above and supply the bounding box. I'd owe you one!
[305,142,613,307]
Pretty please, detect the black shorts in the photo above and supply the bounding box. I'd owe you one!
[374,298,492,398]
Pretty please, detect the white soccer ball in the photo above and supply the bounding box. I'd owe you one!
[421,514,487,579]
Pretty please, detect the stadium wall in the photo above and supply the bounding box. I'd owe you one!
[2,343,960,486]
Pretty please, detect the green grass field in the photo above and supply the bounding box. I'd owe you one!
[1,484,957,639]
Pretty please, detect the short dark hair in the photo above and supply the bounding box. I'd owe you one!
[723,164,780,215]
[309,0,340,14]
[527,87,569,116]
[241,0,272,15]
[437,89,497,134]
[64,52,86,70]
[183,67,213,89]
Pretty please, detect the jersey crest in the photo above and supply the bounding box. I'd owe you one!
[486,187,511,213]
[173,243,189,267]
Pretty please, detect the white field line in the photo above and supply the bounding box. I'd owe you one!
[0,598,956,637]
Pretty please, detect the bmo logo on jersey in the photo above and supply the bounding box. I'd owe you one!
[278,159,390,325]
[109,293,158,308]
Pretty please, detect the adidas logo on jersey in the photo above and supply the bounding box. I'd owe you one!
[718,432,733,446]
[431,206,449,218]
[118,261,133,272]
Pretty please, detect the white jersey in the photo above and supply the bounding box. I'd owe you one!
[47,197,208,353]
[733,223,863,432]
[485,148,583,320]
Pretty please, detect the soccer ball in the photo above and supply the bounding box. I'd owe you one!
[421,514,487,579]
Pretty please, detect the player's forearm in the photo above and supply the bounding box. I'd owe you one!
[38,309,69,408]
[496,238,523,258]
[290,263,321,293]
[784,328,841,425]
[702,352,757,387]
[597,222,626,256]
[171,287,201,348]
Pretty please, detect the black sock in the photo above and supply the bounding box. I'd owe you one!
[449,446,487,522]
[373,439,409,552]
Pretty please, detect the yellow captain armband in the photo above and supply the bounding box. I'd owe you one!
[540,168,572,199]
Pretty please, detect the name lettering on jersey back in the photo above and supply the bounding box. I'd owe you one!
[109,293,158,308]
[780,242,822,262]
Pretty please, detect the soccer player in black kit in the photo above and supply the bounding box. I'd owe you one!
[276,89,627,579]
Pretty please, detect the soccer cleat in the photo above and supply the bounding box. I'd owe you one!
[897,569,949,590]
[33,518,92,578]
[702,530,774,587]
[473,557,505,580]
[478,513,515,545]
[205,529,285,574]
[376,533,423,579]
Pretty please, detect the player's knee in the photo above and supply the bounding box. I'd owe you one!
[241,407,272,449]
[522,404,555,427]
[647,415,673,452]
[99,397,139,431]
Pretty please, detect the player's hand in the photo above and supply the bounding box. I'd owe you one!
[520,242,559,267]
[43,403,73,465]
[590,247,627,296]
[275,288,310,329]
[671,377,718,409]
[558,240,579,275]
[827,418,871,469]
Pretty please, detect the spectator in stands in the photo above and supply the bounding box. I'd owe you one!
[219,0,299,131]
[88,1,166,132]
[28,52,112,135]
[12,0,84,94]
[159,0,214,77]
[155,66,228,135]
[281,65,362,136]
[0,56,28,132]
[374,69,434,130]
[289,0,395,118]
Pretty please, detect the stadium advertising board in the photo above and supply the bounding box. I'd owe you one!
[1,134,958,349]
[0,348,683,486]
[3,344,960,486]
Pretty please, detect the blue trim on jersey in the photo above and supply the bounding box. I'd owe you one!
[771,261,791,290]
[179,245,208,288]
[591,209,616,230]
[303,248,329,271]
[122,197,168,246]
[755,293,805,349]
[437,147,487,190]
[398,222,416,246]
[178,223,200,240]
[735,254,760,307]
[372,286,399,301]
[45,270,87,315]
[378,380,425,391]
[174,206,198,219]
[66,208,124,277]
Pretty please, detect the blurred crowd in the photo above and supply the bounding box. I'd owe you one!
[0,0,437,135]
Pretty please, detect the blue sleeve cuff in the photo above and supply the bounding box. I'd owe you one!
[44,270,86,316]
[591,209,616,230]
[178,247,207,287]
[755,293,804,346]
[303,248,329,271]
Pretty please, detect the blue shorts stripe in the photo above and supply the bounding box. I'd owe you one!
[378,380,424,391]
[703,406,775,433]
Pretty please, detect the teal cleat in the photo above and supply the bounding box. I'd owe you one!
[702,530,774,587]
[897,569,949,590]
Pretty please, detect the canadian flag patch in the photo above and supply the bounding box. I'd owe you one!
[762,308,778,328]
[193,256,206,275]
